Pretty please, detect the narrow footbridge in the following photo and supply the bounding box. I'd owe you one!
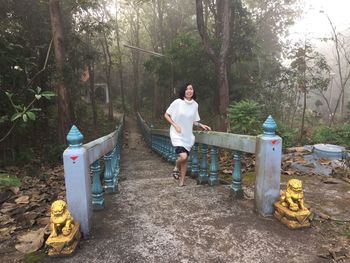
[57,114,321,263]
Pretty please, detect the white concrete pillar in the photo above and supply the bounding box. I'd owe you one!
[254,116,282,216]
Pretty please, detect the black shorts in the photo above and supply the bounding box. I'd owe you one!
[175,146,189,156]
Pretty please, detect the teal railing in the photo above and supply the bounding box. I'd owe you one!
[63,115,125,237]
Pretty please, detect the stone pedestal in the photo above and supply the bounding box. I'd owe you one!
[274,202,311,229]
[46,223,81,256]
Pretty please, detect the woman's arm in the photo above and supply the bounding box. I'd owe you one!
[164,112,181,133]
[193,121,211,131]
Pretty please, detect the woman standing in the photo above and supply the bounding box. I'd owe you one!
[164,82,211,186]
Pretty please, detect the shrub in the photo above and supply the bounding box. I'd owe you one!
[312,124,350,148]
[275,122,299,149]
[227,100,262,135]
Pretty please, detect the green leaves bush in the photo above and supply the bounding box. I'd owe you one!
[227,100,262,135]
[312,124,350,148]
[275,122,299,149]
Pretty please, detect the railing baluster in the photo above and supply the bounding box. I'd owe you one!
[111,146,119,191]
[166,138,172,162]
[230,151,243,198]
[171,145,177,164]
[161,136,166,158]
[104,151,115,193]
[208,146,218,186]
[155,136,160,154]
[187,152,192,177]
[159,136,163,157]
[198,144,208,184]
[91,160,104,210]
[115,144,121,182]
[191,143,199,178]
[111,147,116,184]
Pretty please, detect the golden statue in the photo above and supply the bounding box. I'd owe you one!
[45,200,81,256]
[274,179,311,229]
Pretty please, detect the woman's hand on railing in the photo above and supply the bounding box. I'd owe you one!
[199,123,211,131]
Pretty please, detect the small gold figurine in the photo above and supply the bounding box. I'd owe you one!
[274,179,311,229]
[45,200,81,256]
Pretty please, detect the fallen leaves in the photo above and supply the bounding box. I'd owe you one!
[15,195,30,204]
[319,245,350,262]
[0,226,16,242]
[15,227,47,254]
[285,147,311,154]
[0,164,66,257]
[222,169,232,174]
[319,158,332,166]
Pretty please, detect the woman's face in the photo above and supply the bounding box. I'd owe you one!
[185,85,194,100]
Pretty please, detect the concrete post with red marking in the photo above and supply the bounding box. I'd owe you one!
[254,116,282,216]
[63,125,91,237]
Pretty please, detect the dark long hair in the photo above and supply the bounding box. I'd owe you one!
[178,82,197,100]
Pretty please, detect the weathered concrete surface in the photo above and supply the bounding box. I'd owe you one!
[49,117,327,263]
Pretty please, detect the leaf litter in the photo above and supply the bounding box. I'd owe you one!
[0,164,66,260]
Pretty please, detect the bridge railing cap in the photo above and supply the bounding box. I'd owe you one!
[262,115,277,136]
[67,125,84,148]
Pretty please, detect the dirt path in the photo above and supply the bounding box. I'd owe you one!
[48,116,349,263]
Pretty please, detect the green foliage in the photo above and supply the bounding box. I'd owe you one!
[4,87,55,123]
[16,147,35,164]
[1,87,56,143]
[343,229,350,238]
[288,42,330,93]
[74,101,117,141]
[42,144,66,164]
[144,33,216,100]
[0,173,21,187]
[275,122,299,149]
[24,250,46,263]
[227,100,262,135]
[312,124,350,148]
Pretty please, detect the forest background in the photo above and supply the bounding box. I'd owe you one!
[1,0,350,166]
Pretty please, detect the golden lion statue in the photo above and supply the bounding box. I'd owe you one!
[274,179,311,229]
[46,200,80,256]
[280,179,306,212]
[50,200,75,237]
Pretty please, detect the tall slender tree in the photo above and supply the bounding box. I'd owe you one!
[49,0,71,143]
[115,0,126,112]
[196,0,233,131]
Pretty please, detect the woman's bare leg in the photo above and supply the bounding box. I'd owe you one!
[178,152,188,186]
[175,157,181,171]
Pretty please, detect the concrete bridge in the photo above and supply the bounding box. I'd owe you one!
[52,116,324,263]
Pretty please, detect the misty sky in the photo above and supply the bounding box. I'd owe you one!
[290,0,350,40]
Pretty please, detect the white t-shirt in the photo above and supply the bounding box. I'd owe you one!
[166,98,200,151]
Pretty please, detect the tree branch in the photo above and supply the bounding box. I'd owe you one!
[219,0,232,61]
[195,0,218,64]
[25,38,53,89]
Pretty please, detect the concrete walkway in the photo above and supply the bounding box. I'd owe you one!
[52,117,326,263]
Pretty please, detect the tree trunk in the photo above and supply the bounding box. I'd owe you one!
[115,0,126,113]
[153,78,163,118]
[131,6,140,112]
[87,62,97,132]
[290,90,301,129]
[49,0,71,144]
[151,0,165,118]
[196,0,232,131]
[100,35,113,120]
[299,90,307,143]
